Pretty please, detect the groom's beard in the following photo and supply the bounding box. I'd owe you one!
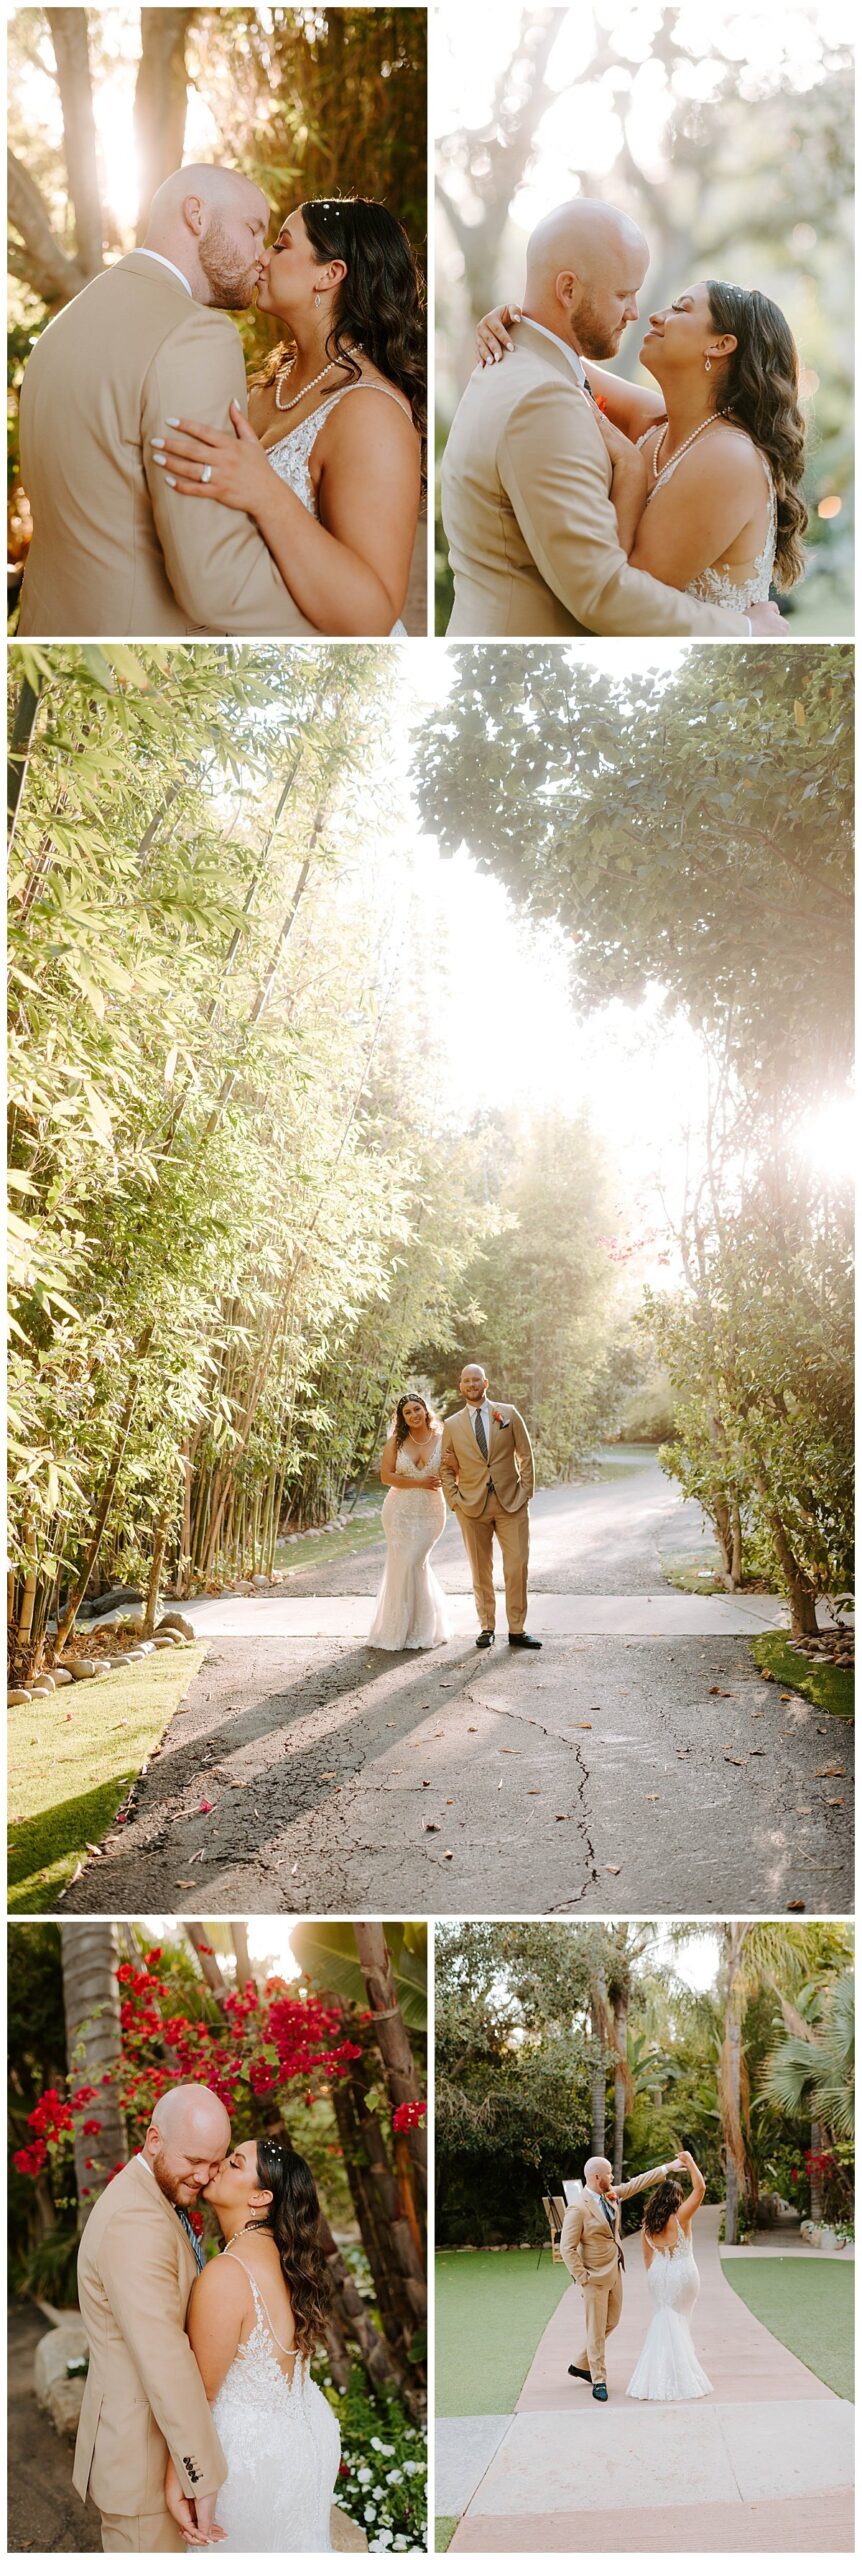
[571,295,628,362]
[151,2154,203,2209]
[198,220,261,311]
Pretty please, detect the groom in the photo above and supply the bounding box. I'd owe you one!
[560,2150,680,2401]
[74,2081,230,2551]
[442,196,781,640]
[18,164,313,639]
[440,1362,540,1650]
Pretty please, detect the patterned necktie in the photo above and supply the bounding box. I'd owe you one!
[176,2206,205,2272]
[474,1407,488,1461]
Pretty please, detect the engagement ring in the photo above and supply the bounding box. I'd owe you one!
[201,464,212,484]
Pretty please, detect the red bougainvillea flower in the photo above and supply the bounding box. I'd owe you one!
[83,2118,103,2135]
[392,2100,426,2132]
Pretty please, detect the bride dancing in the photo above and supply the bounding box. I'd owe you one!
[155,196,424,634]
[369,1391,450,1652]
[173,2137,340,2552]
[478,277,807,609]
[627,2148,711,2403]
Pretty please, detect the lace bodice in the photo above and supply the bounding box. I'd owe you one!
[212,2258,341,2551]
[628,2220,711,2401]
[395,1430,444,1484]
[645,2222,699,2310]
[265,381,409,634]
[636,425,777,606]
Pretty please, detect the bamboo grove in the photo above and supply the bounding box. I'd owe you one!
[7,645,490,1674]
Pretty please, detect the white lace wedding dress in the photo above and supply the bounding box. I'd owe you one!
[637,426,777,607]
[212,2258,341,2551]
[368,1430,449,1651]
[267,381,408,633]
[626,2222,711,2402]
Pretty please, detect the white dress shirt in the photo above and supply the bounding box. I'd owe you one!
[465,1399,494,1458]
[135,248,193,296]
[519,315,589,391]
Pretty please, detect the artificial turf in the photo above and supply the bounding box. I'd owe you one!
[722,2254,854,2400]
[436,2249,568,2419]
[7,1644,207,1911]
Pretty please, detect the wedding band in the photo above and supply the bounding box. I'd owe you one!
[201,464,212,485]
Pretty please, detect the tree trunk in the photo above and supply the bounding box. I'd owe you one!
[353,1923,427,2216]
[46,11,104,278]
[721,1923,748,2247]
[142,1503,170,1637]
[230,1923,252,1988]
[183,1925,228,2002]
[317,2207,423,2413]
[134,11,194,238]
[61,1922,127,2224]
[612,1985,629,2184]
[757,1488,819,1635]
[589,1987,607,2158]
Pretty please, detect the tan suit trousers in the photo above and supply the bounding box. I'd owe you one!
[459,1495,529,1633]
[577,2263,623,2387]
[101,2512,184,2553]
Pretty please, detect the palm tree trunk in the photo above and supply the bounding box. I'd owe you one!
[612,1984,629,2184]
[353,1923,427,2218]
[61,1922,127,2224]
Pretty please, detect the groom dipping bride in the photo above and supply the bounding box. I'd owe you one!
[369,1363,541,1654]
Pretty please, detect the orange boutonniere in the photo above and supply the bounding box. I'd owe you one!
[595,394,608,413]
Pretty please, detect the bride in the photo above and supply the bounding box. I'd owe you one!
[368,1391,450,1652]
[627,2148,711,2403]
[154,196,425,634]
[171,2136,341,2551]
[477,277,807,608]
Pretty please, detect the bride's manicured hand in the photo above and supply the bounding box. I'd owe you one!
[593,407,639,468]
[152,404,272,513]
[476,303,521,365]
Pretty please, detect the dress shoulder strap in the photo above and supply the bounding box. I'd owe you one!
[319,379,411,421]
[228,2251,297,2357]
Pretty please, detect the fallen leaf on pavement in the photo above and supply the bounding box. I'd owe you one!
[825,1796,844,1807]
[605,1864,622,1874]
[576,1721,592,1729]
[787,1898,806,1910]
[816,1765,845,1776]
[644,1793,659,1802]
[424,1822,440,1833]
[724,1755,746,1765]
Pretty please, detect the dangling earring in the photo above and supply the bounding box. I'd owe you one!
[314,291,321,309]
[704,354,712,373]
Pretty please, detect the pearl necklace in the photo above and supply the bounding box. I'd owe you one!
[649,411,720,495]
[274,347,361,413]
[224,2219,270,2249]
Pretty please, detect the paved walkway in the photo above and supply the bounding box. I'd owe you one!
[61,1456,852,1917]
[441,2209,853,2551]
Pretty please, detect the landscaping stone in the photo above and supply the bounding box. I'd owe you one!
[331,2508,368,2552]
[34,2318,89,2441]
[156,1611,195,1639]
[8,1688,32,1705]
[63,1657,100,1680]
[51,1666,74,1686]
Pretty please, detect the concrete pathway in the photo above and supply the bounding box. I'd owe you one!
[60,1455,852,1917]
[441,2209,853,2551]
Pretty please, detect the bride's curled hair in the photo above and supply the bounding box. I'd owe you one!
[643,2178,683,2237]
[255,2138,330,2357]
[262,197,426,475]
[706,281,808,588]
[394,1390,439,1448]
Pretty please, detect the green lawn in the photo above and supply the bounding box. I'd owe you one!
[722,2256,854,2400]
[436,2250,568,2419]
[274,1500,384,1578]
[7,1644,207,1912]
[436,2525,457,2551]
[752,1631,854,1721]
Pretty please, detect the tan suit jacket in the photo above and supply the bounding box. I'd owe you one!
[440,1401,534,1521]
[441,326,750,639]
[560,2163,673,2287]
[18,253,314,639]
[73,2154,226,2521]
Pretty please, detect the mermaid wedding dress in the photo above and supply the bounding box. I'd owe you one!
[368,1430,449,1651]
[266,381,409,633]
[212,2258,341,2551]
[626,2222,712,2402]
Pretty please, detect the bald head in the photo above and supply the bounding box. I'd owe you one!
[144,2080,231,2205]
[523,196,648,361]
[584,2155,614,2191]
[142,164,270,310]
[460,1362,488,1407]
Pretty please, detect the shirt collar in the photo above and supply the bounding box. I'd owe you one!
[519,315,588,388]
[135,248,193,297]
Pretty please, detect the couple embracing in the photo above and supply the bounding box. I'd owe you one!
[369,1363,541,1655]
[73,2082,340,2552]
[442,194,807,637]
[18,164,424,640]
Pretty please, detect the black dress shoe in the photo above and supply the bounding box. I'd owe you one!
[475,1629,495,1649]
[592,2382,608,2401]
[508,1631,542,1648]
[568,2364,591,2382]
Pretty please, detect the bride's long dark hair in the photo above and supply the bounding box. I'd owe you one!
[393,1390,438,1450]
[257,196,426,476]
[643,2177,683,2237]
[705,280,808,589]
[255,2138,330,2357]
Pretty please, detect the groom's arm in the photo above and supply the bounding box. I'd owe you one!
[140,307,314,637]
[439,1428,460,1510]
[559,2199,588,2284]
[615,2159,677,2203]
[510,1407,535,1502]
[499,384,752,638]
[99,2209,227,2501]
